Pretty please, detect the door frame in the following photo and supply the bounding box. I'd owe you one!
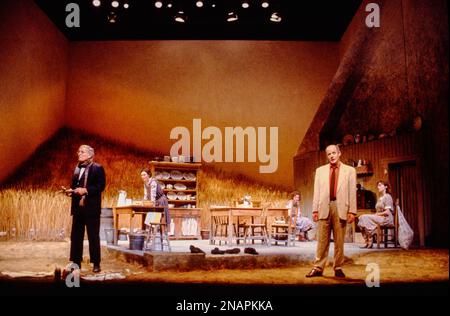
[380,155,425,247]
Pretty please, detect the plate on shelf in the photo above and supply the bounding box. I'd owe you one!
[177,192,186,200]
[174,183,187,190]
[183,172,196,181]
[166,183,173,190]
[170,170,183,180]
[161,171,170,180]
[155,171,162,180]
[167,191,177,200]
[342,134,354,146]
[159,182,165,189]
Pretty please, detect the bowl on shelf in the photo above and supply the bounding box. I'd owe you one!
[183,172,196,180]
[167,191,177,200]
[177,192,187,200]
[174,183,187,190]
[161,171,170,179]
[170,170,183,180]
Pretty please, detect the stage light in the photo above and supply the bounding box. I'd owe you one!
[227,12,238,22]
[242,1,249,8]
[107,11,117,23]
[111,1,119,8]
[261,1,269,8]
[174,11,186,23]
[123,2,129,9]
[167,3,173,8]
[155,1,163,8]
[270,12,281,22]
[212,3,216,7]
[196,1,204,7]
[92,0,101,7]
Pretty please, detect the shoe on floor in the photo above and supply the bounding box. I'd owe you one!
[306,268,323,278]
[190,245,205,254]
[225,248,241,254]
[244,247,258,255]
[334,269,346,278]
[211,247,226,255]
[92,265,101,273]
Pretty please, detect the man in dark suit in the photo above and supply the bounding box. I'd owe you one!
[65,145,106,273]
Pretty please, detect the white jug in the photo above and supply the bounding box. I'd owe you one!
[117,190,127,206]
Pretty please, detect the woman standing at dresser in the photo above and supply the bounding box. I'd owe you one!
[357,180,394,248]
[141,169,170,227]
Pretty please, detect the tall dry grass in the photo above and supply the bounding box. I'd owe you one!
[0,128,291,239]
[0,189,70,240]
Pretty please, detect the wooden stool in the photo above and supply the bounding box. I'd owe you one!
[145,222,171,252]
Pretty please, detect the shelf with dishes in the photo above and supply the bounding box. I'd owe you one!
[154,170,197,182]
[168,200,197,203]
[163,189,196,193]
[158,179,197,183]
[355,165,373,177]
[149,160,202,239]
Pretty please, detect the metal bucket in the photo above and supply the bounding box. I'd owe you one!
[129,234,145,250]
[104,228,114,244]
[100,208,114,241]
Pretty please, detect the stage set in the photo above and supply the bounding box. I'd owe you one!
[0,0,448,296]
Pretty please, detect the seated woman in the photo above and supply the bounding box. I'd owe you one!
[140,169,170,228]
[286,191,314,241]
[357,180,394,248]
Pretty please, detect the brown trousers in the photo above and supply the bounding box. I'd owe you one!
[313,201,347,271]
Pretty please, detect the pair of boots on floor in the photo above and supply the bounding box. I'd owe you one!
[189,245,258,255]
[211,247,259,255]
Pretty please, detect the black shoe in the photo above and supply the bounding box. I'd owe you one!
[244,247,258,255]
[306,268,323,278]
[225,248,241,254]
[334,269,346,278]
[93,265,101,273]
[211,247,226,255]
[190,245,205,254]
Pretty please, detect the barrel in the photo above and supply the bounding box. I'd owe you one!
[100,208,114,242]
[129,234,145,250]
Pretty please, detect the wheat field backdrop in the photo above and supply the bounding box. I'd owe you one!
[0,128,290,240]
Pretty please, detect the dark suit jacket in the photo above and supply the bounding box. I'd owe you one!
[70,162,106,217]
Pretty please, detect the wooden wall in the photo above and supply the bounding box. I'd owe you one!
[293,131,430,246]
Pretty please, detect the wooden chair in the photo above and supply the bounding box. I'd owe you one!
[270,215,297,246]
[376,199,399,248]
[242,213,269,246]
[212,215,230,245]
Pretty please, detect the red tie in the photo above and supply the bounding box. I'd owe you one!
[330,165,337,201]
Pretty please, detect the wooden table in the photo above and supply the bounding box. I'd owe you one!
[265,208,289,230]
[209,206,264,245]
[112,205,165,245]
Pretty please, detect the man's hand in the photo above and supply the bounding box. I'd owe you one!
[312,212,319,222]
[61,186,74,196]
[347,213,355,224]
[73,188,88,196]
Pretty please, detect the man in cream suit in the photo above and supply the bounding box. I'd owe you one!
[306,145,356,278]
